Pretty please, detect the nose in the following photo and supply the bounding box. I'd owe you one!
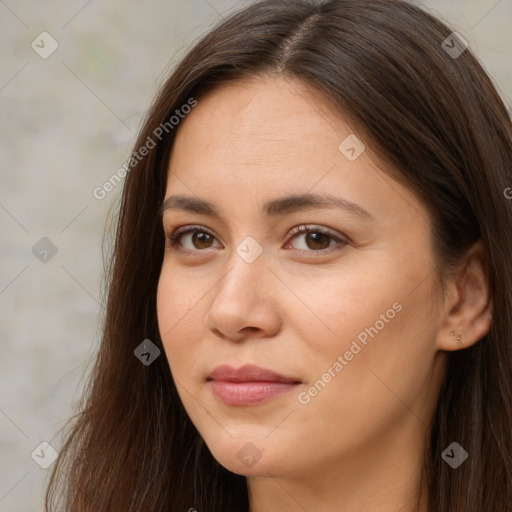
[204,246,282,343]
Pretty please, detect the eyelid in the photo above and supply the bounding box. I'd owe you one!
[164,223,348,254]
[287,224,345,241]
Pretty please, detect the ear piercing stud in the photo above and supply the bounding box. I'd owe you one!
[450,331,463,345]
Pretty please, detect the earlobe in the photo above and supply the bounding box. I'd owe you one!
[449,330,463,345]
[436,240,492,352]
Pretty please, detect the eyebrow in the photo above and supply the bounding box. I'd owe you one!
[160,192,376,222]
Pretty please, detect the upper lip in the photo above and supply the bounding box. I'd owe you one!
[207,364,301,383]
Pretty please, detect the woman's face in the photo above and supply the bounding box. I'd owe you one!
[156,75,448,479]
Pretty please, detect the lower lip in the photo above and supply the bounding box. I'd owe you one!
[209,380,300,406]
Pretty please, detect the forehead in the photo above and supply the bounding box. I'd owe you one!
[164,76,429,230]
[167,76,359,185]
[172,76,345,152]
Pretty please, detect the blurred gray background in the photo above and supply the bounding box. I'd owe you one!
[1,1,511,510]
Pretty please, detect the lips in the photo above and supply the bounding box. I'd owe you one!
[207,364,300,383]
[207,364,301,406]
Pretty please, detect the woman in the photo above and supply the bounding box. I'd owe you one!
[44,0,512,510]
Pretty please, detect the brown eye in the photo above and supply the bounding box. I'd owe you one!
[191,231,214,249]
[303,232,331,250]
[285,225,347,254]
[166,226,220,251]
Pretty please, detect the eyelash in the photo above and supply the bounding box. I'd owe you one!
[164,224,348,256]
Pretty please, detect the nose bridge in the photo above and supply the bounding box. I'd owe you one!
[204,235,279,337]
[220,234,269,297]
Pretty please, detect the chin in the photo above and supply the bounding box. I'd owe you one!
[202,431,299,478]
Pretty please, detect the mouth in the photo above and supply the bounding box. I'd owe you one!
[207,364,302,406]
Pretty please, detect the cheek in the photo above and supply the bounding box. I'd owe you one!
[312,288,436,421]
[156,270,202,375]
[156,262,210,335]
[156,271,177,344]
[284,264,402,357]
[289,259,432,396]
[156,278,177,336]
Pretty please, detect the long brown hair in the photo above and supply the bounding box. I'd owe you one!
[44,0,512,510]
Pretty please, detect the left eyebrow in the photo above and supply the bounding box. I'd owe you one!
[160,192,377,223]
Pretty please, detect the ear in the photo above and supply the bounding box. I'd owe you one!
[436,240,492,352]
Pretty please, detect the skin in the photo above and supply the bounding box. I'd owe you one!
[156,75,492,512]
